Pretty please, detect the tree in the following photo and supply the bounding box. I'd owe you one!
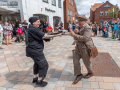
[108,6,118,19]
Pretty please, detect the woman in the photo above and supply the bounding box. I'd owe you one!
[3,22,12,45]
[16,24,24,43]
[46,25,53,33]
[26,17,61,87]
[99,23,103,36]
[92,24,97,37]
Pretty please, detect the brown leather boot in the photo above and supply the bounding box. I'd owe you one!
[84,73,93,78]
[73,74,83,84]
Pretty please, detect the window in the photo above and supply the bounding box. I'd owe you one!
[58,0,61,8]
[68,8,69,15]
[52,0,56,6]
[104,5,110,7]
[42,0,48,3]
[69,0,71,3]
[105,11,108,15]
[71,0,73,6]
[100,20,103,23]
[100,11,103,15]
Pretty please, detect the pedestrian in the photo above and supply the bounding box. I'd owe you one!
[8,20,14,39]
[22,20,28,31]
[99,23,103,36]
[118,20,120,40]
[104,21,109,32]
[0,24,3,49]
[111,20,114,37]
[26,16,61,87]
[66,22,69,32]
[92,24,97,36]
[16,24,25,43]
[46,25,53,33]
[43,22,47,33]
[113,21,119,39]
[47,22,49,26]
[69,15,94,84]
[60,21,63,27]
[3,22,12,45]
[72,21,76,31]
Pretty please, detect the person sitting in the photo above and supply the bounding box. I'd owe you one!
[58,27,65,35]
[16,24,25,43]
[46,25,53,33]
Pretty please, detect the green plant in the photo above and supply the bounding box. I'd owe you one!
[108,6,118,18]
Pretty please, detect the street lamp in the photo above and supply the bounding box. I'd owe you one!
[113,8,114,20]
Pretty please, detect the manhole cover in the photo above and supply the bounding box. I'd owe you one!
[91,52,120,77]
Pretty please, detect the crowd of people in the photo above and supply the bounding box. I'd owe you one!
[0,18,68,49]
[88,18,120,40]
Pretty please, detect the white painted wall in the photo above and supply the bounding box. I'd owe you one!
[20,0,64,30]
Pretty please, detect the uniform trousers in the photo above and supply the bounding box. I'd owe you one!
[73,47,93,76]
[31,56,48,80]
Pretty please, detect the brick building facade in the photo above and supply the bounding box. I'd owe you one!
[90,1,120,24]
[63,0,78,30]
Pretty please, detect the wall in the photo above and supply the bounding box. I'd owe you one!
[21,0,64,31]
[64,0,77,30]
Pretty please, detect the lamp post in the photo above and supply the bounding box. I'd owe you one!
[113,8,114,20]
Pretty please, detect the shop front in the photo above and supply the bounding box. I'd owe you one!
[53,16,61,31]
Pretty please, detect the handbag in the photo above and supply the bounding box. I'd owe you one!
[84,39,98,58]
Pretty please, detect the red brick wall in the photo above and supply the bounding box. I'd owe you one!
[90,1,120,24]
[64,0,77,29]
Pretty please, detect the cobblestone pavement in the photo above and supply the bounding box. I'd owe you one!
[0,33,120,90]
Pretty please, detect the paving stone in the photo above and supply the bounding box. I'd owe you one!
[3,81,18,88]
[50,71,62,78]
[68,75,76,81]
[91,82,99,89]
[5,71,19,78]
[0,87,7,90]
[77,88,85,90]
[48,78,58,84]
[113,83,120,90]
[7,88,16,90]
[61,70,73,76]
[47,68,55,74]
[83,81,91,88]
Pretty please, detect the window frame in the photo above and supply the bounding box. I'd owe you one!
[42,0,48,3]
[68,8,70,15]
[104,5,110,7]
[105,11,108,16]
[58,0,61,8]
[51,0,56,6]
[100,11,104,16]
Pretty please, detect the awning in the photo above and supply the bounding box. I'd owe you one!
[0,7,18,14]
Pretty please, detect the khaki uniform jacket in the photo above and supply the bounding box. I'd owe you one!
[74,23,94,49]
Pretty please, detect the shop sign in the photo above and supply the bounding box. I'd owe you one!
[0,0,18,8]
[45,7,55,13]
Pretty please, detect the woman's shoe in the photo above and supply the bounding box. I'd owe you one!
[35,80,48,87]
[32,77,38,83]
[6,44,8,45]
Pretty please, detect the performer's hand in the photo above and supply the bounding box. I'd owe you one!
[74,29,79,34]
[70,31,75,37]
[57,33,62,36]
